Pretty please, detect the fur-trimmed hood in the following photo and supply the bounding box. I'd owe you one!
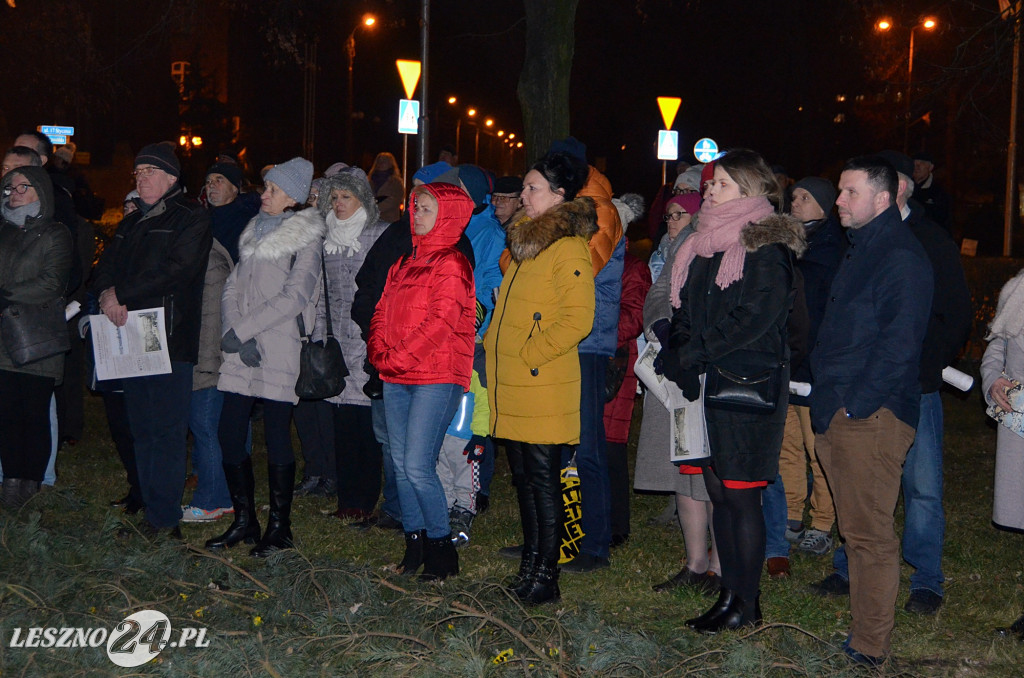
[740,213,807,258]
[238,206,326,261]
[507,197,598,263]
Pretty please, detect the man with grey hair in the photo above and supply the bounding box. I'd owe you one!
[810,155,933,666]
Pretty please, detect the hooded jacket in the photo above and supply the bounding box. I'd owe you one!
[218,207,325,404]
[91,183,211,363]
[485,198,597,445]
[368,183,476,389]
[0,167,74,379]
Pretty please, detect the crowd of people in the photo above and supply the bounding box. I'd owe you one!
[0,127,1018,666]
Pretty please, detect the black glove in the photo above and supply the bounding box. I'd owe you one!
[651,319,671,347]
[463,435,486,463]
[678,367,701,401]
[238,339,261,367]
[221,329,243,353]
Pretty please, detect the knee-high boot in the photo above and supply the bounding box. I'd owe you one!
[511,474,540,598]
[518,443,560,605]
[205,457,260,549]
[251,462,295,557]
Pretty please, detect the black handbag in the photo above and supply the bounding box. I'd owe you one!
[1,299,70,367]
[703,363,782,414]
[295,257,348,400]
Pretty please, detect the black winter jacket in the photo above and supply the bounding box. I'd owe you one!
[905,202,972,393]
[91,185,212,363]
[667,213,805,482]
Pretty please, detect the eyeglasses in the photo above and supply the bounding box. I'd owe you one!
[132,166,161,179]
[491,195,520,204]
[2,183,33,197]
[672,186,696,195]
[663,211,689,222]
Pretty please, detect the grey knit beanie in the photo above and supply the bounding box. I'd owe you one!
[316,167,380,225]
[265,157,314,204]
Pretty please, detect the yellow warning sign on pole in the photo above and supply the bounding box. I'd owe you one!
[396,60,422,100]
[657,97,682,130]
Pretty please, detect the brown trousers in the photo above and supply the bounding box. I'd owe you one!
[778,404,835,530]
[816,407,915,658]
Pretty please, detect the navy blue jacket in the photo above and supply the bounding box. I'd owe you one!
[578,235,624,356]
[809,205,932,433]
[789,214,845,406]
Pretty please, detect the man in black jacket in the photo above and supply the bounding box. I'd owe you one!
[91,143,211,538]
[810,156,933,665]
[816,152,972,617]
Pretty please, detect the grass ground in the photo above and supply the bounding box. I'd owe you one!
[2,373,1024,676]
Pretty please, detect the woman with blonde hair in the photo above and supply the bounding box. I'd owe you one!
[368,152,404,223]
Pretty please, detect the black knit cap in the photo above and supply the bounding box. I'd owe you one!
[135,142,181,178]
[877,150,914,179]
[206,161,243,189]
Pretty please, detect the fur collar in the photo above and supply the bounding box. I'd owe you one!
[507,197,598,263]
[238,207,326,261]
[740,213,807,258]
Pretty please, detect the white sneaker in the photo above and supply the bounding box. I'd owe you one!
[180,505,232,523]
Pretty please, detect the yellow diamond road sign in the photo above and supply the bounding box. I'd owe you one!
[396,60,421,99]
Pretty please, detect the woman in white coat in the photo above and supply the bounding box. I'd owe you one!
[206,157,325,558]
[982,269,1024,636]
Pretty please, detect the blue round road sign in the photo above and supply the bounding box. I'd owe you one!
[693,138,719,163]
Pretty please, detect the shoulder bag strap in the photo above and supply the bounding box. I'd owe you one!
[295,251,331,340]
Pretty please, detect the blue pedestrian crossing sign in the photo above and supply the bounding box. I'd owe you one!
[693,137,719,163]
[657,130,679,161]
[398,99,419,135]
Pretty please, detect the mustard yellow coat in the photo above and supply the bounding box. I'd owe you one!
[484,198,597,445]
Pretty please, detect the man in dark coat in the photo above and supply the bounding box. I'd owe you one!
[912,152,952,234]
[810,156,933,666]
[204,161,259,264]
[91,143,212,538]
[817,151,972,617]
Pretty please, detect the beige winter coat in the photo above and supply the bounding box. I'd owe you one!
[218,207,325,404]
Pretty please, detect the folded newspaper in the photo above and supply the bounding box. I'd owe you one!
[90,307,172,380]
[634,340,710,463]
[987,378,1024,439]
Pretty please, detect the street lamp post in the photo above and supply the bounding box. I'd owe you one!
[876,16,937,152]
[346,14,376,161]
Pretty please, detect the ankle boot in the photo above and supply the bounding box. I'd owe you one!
[692,592,762,634]
[18,480,40,506]
[396,529,426,575]
[520,559,560,605]
[420,533,459,581]
[206,458,260,549]
[685,588,736,629]
[511,550,539,599]
[250,462,295,558]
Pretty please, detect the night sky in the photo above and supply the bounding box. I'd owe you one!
[0,0,1011,211]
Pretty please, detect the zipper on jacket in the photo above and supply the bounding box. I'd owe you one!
[490,263,522,433]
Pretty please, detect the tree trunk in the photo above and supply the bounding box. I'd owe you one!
[518,0,579,172]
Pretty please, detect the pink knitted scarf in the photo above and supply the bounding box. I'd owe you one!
[669,195,774,309]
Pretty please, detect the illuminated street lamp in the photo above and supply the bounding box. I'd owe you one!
[346,13,377,158]
[876,15,939,152]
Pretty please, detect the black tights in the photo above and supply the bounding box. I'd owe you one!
[702,467,764,601]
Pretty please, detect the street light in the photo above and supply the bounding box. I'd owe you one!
[346,13,377,160]
[876,15,938,152]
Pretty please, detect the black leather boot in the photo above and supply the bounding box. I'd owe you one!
[685,588,736,629]
[206,458,260,549]
[1,478,20,509]
[691,592,762,634]
[396,529,426,575]
[250,462,295,558]
[511,551,539,599]
[420,533,459,581]
[520,559,560,605]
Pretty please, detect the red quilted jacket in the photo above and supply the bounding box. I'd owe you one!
[368,183,476,389]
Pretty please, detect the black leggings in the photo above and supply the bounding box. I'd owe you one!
[702,466,765,601]
[219,393,295,466]
[0,370,54,481]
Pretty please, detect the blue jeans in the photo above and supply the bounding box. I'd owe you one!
[188,387,231,510]
[122,362,193,529]
[44,394,57,485]
[833,392,944,595]
[577,352,611,559]
[372,398,401,522]
[762,473,791,559]
[383,382,462,538]
[901,391,945,595]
